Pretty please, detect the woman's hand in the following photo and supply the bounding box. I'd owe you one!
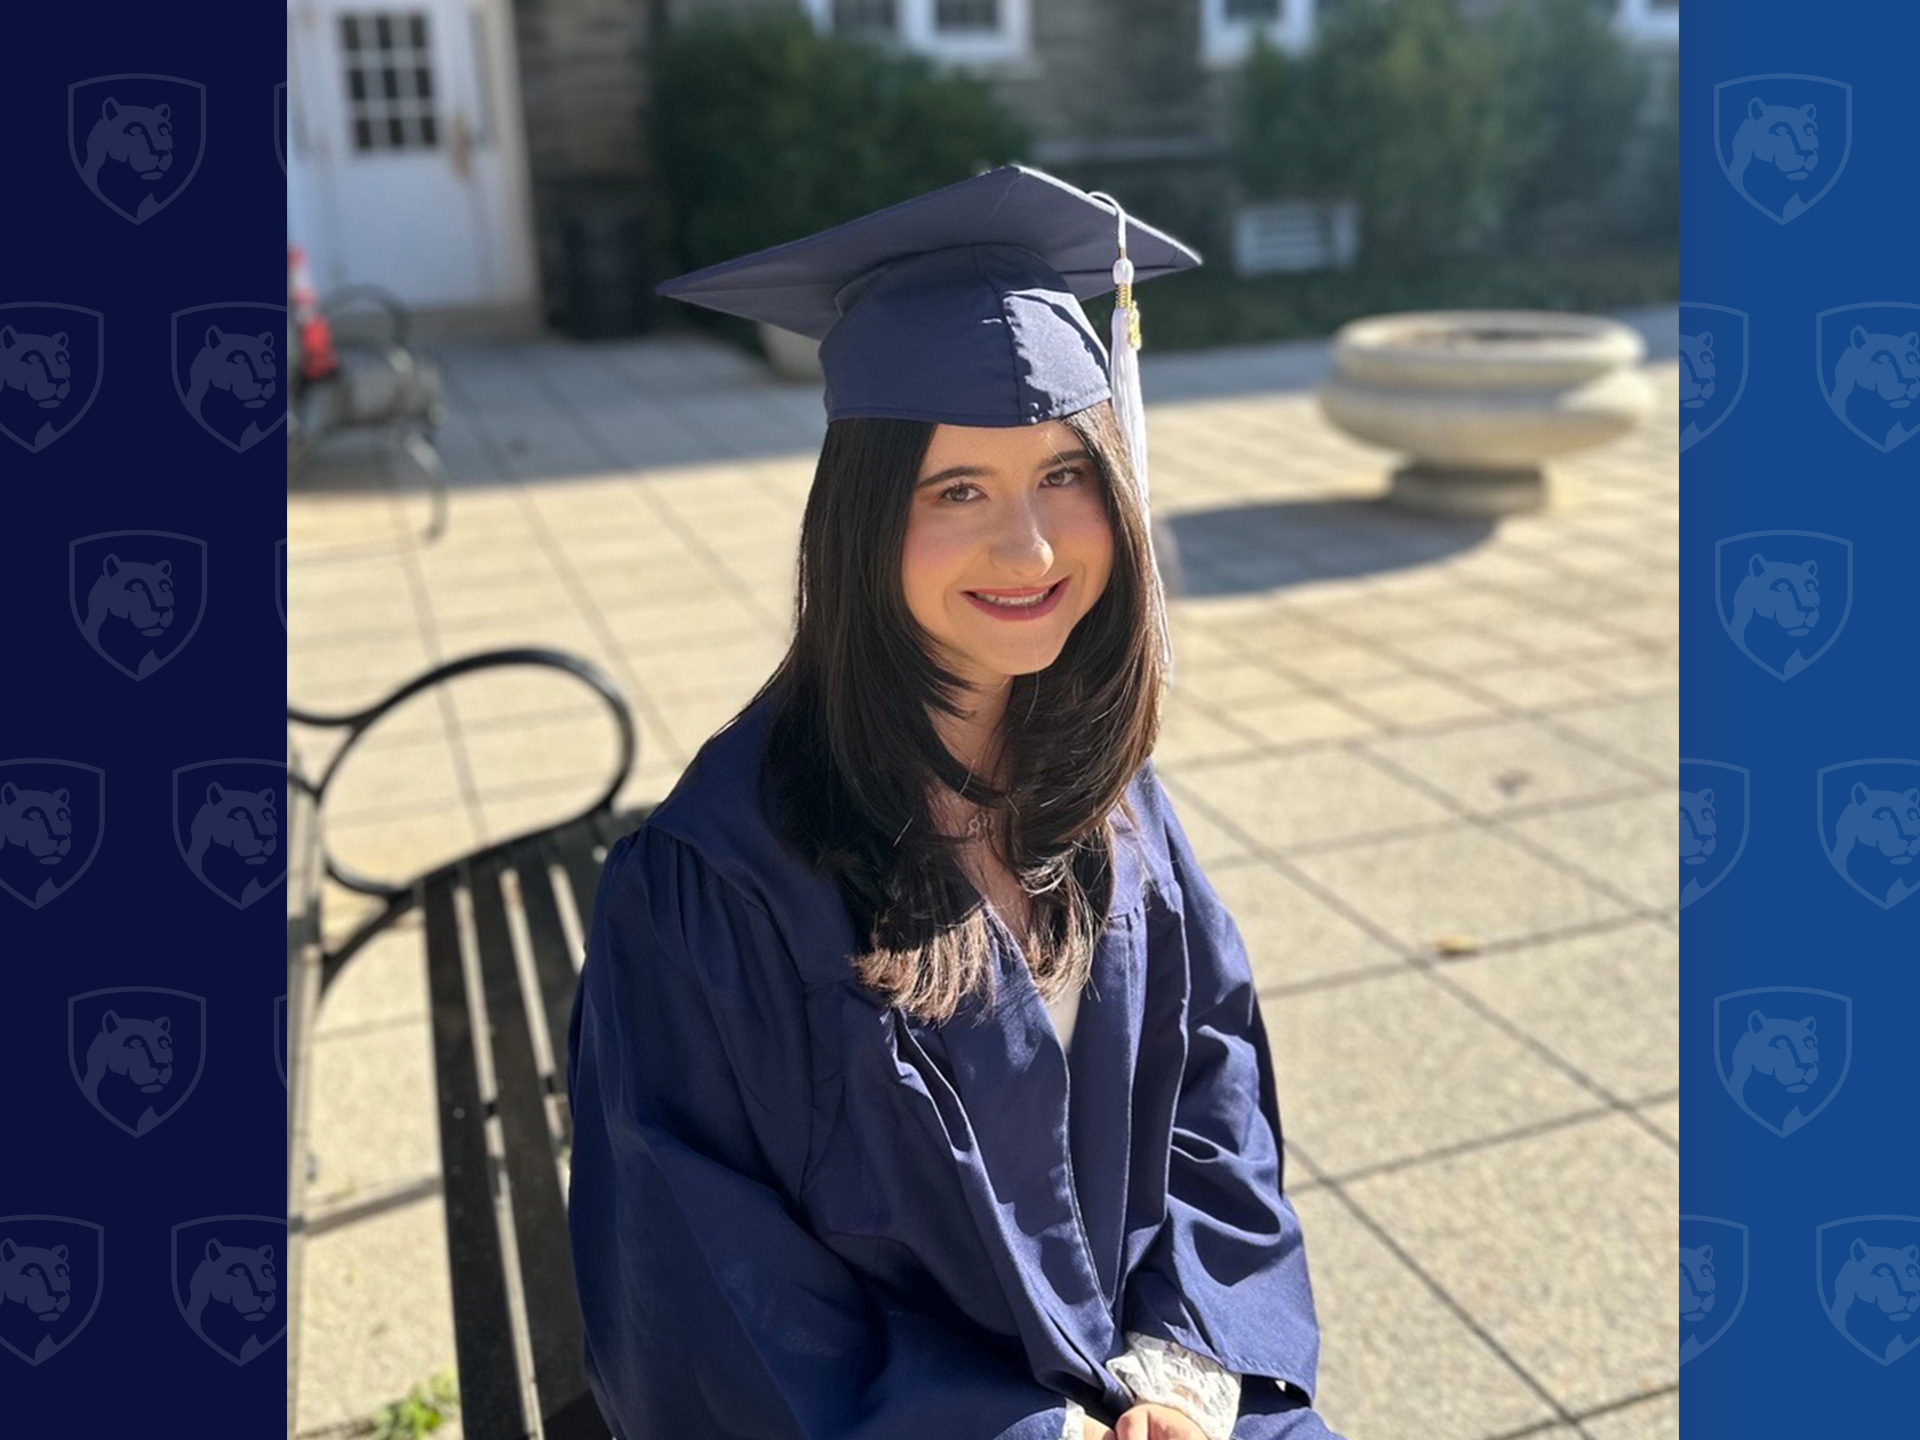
[1081,1416,1117,1440]
[1111,1402,1211,1440]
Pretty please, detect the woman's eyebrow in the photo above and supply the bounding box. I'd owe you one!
[914,448,1095,489]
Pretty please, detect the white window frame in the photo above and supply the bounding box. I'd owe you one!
[1614,0,1679,46]
[799,0,1030,65]
[1201,0,1315,70]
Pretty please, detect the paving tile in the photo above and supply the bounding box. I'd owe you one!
[1465,662,1607,710]
[296,1193,461,1440]
[307,1013,441,1212]
[438,660,623,733]
[1179,661,1306,710]
[1205,856,1403,990]
[1640,1096,1679,1143]
[1166,749,1457,852]
[1582,1390,1678,1440]
[291,630,438,709]
[1150,691,1266,767]
[1501,790,1672,910]
[1289,1188,1559,1440]
[1380,627,1533,674]
[1289,823,1631,953]
[1216,692,1381,748]
[1268,969,1598,1177]
[1345,1113,1678,1414]
[463,711,625,794]
[324,804,481,894]
[1272,641,1419,689]
[1340,675,1502,729]
[1542,694,1678,778]
[322,721,470,822]
[1363,717,1650,818]
[1145,763,1254,867]
[1570,647,1677,697]
[1441,920,1678,1103]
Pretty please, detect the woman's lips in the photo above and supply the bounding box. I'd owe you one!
[963,577,1068,621]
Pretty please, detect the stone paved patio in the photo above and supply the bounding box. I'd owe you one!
[289,311,1678,1440]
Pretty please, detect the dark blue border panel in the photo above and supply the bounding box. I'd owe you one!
[0,4,287,1430]
[1684,4,1920,1433]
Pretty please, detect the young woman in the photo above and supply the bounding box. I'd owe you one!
[566,167,1342,1440]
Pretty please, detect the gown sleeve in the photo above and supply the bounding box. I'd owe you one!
[566,822,1083,1440]
[1119,775,1324,1406]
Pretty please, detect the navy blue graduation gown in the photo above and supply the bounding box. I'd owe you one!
[567,697,1340,1438]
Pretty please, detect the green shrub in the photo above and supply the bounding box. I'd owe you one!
[1230,0,1668,267]
[1231,0,1511,269]
[1495,0,1651,245]
[654,13,1030,280]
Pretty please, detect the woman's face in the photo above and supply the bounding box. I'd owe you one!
[902,419,1114,692]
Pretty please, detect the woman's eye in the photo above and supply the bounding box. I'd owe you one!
[939,469,1083,504]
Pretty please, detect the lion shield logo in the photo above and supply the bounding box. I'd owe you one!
[68,74,206,225]
[68,531,208,681]
[1679,1216,1748,1364]
[1714,531,1851,682]
[1679,759,1749,909]
[1816,303,1920,454]
[172,759,285,909]
[1817,1216,1920,1367]
[171,302,286,453]
[67,988,207,1139]
[1817,759,1920,910]
[1678,304,1747,452]
[0,1217,104,1367]
[0,302,104,455]
[171,1215,284,1366]
[0,759,104,910]
[1714,74,1851,224]
[1714,987,1850,1139]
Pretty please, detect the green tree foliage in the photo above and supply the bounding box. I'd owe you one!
[1229,0,1669,267]
[655,13,1031,276]
[1497,0,1650,239]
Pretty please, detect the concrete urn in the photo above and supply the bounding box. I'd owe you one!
[1316,310,1654,514]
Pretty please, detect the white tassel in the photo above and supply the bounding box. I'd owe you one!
[1092,194,1176,684]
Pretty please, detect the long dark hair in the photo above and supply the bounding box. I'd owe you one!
[741,399,1168,1025]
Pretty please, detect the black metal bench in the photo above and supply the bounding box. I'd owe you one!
[290,649,651,1440]
[289,283,452,542]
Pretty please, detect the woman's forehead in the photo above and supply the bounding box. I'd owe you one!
[921,419,1081,472]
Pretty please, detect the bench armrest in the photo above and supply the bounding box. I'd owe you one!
[289,647,637,902]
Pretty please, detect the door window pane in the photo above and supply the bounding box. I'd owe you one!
[339,11,441,154]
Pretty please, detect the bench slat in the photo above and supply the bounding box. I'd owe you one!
[422,874,527,1439]
[557,825,609,940]
[467,855,596,1437]
[510,834,584,1126]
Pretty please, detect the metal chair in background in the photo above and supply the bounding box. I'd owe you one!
[289,257,452,542]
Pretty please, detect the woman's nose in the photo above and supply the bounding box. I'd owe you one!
[988,501,1056,573]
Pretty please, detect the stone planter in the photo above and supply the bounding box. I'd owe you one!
[758,321,825,381]
[1316,310,1654,515]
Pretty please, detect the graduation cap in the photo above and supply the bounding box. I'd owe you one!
[656,163,1201,672]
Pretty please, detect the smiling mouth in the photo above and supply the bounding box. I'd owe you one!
[967,579,1061,602]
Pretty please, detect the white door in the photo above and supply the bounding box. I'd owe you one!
[289,0,535,309]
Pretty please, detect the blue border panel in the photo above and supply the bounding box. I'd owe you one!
[0,5,286,1430]
[1685,4,1920,1433]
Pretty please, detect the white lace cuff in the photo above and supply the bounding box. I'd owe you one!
[1108,1329,1242,1440]
[1061,1396,1086,1440]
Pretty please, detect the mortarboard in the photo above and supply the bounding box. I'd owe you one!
[656,163,1200,671]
